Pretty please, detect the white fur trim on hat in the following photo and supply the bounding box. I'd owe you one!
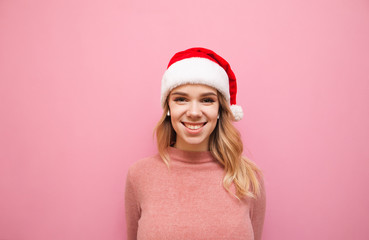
[230,105,243,121]
[161,57,230,107]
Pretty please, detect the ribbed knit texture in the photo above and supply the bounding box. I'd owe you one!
[125,147,266,240]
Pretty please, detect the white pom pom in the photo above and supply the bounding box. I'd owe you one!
[230,105,243,121]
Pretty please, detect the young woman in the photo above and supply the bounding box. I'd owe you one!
[125,47,266,240]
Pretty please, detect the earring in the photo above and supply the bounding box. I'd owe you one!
[217,114,219,119]
[167,110,170,116]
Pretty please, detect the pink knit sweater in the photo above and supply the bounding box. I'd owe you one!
[125,147,266,240]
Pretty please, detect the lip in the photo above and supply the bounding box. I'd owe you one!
[181,122,207,134]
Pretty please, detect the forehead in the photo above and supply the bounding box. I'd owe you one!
[170,84,217,94]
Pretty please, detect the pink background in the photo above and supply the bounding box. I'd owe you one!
[1,0,368,239]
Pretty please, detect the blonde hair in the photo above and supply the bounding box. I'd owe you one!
[153,91,263,201]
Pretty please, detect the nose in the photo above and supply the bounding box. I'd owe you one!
[186,101,202,118]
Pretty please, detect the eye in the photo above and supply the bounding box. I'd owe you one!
[202,98,215,103]
[174,97,187,102]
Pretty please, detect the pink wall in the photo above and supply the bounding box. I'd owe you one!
[1,0,368,239]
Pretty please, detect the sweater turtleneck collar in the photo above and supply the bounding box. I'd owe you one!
[167,146,216,163]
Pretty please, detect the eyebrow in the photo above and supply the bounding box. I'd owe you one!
[171,91,218,97]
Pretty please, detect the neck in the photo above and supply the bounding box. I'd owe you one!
[167,146,215,163]
[174,139,209,152]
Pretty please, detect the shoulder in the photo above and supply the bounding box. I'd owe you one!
[249,174,266,240]
[250,172,266,213]
[257,173,266,200]
[127,153,164,180]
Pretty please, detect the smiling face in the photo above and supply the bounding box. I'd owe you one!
[168,84,219,151]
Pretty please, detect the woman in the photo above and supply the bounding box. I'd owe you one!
[125,47,266,240]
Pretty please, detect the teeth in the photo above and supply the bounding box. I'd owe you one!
[184,123,204,130]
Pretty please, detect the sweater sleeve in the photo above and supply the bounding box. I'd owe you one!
[250,175,266,240]
[125,168,141,240]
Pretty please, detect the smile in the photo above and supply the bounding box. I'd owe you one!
[182,122,207,130]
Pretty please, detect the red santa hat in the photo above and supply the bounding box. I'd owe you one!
[161,47,243,121]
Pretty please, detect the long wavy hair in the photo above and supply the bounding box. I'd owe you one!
[153,90,263,201]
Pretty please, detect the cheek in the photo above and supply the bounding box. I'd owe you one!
[169,104,186,117]
[169,109,182,121]
[208,105,219,120]
[168,107,184,128]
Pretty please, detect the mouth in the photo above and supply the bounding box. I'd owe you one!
[181,122,207,130]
